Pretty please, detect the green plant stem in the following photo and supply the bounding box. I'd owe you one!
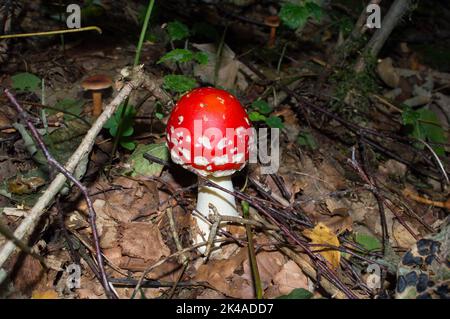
[277,43,288,74]
[111,0,155,159]
[134,0,155,67]
[242,201,263,299]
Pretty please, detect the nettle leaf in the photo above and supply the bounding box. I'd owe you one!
[276,288,313,299]
[354,233,381,252]
[252,100,272,115]
[265,116,284,129]
[127,143,169,177]
[248,111,267,122]
[163,75,197,93]
[167,21,190,41]
[279,3,309,29]
[194,51,209,65]
[11,72,41,92]
[158,49,194,64]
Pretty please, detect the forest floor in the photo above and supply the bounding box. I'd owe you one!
[0,0,449,299]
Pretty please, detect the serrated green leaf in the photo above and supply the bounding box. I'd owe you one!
[248,111,267,122]
[167,21,190,41]
[11,72,41,92]
[194,51,208,65]
[158,49,194,64]
[276,288,313,299]
[163,75,197,93]
[265,116,284,129]
[279,3,309,29]
[354,233,382,252]
[127,143,169,177]
[252,100,272,115]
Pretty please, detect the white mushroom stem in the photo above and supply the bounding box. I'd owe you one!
[194,175,238,254]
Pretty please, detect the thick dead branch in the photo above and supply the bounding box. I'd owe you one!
[355,0,413,72]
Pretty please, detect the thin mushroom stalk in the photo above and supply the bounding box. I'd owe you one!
[92,91,103,117]
[81,74,113,117]
[195,175,238,251]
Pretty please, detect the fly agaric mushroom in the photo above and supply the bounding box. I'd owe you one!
[265,16,280,48]
[81,74,113,117]
[166,87,253,253]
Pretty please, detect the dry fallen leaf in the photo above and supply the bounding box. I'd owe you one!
[242,251,286,288]
[31,289,59,299]
[195,248,251,298]
[272,260,309,296]
[120,222,170,262]
[91,177,159,223]
[303,222,341,269]
[377,58,400,88]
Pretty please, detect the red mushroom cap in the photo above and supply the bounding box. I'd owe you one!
[166,87,253,177]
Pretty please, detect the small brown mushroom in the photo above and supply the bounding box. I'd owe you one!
[81,75,113,117]
[265,16,280,48]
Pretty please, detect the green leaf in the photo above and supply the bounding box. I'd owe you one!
[11,72,41,92]
[126,143,169,177]
[279,3,309,29]
[167,21,190,41]
[252,100,272,115]
[354,233,382,252]
[402,106,446,155]
[297,132,317,149]
[265,116,284,129]
[418,108,446,155]
[276,288,313,299]
[158,49,194,64]
[194,51,209,65]
[248,111,267,122]
[154,102,165,120]
[103,103,136,147]
[305,2,324,21]
[53,99,83,121]
[122,126,134,137]
[120,140,136,151]
[163,75,197,93]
